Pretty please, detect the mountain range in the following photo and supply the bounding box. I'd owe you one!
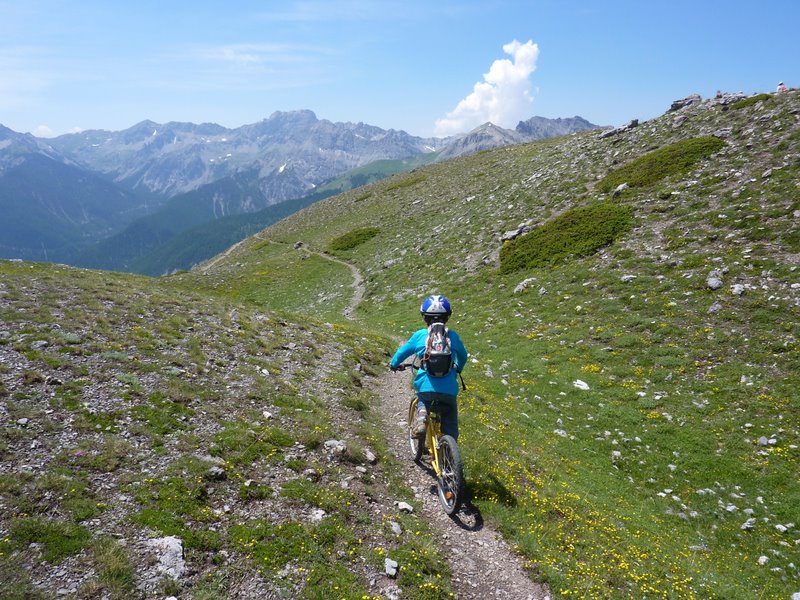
[0,111,600,272]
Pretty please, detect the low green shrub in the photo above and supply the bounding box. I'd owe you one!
[7,517,90,563]
[327,227,380,253]
[499,202,634,273]
[729,93,772,110]
[384,174,427,192]
[597,136,725,192]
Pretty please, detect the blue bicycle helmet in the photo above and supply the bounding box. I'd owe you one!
[420,294,452,318]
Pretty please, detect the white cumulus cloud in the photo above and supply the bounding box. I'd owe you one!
[434,39,539,137]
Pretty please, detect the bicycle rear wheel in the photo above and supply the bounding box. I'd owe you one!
[436,435,464,515]
[407,396,424,461]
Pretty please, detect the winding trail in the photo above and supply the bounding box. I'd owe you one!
[200,237,549,596]
[199,234,256,273]
[373,370,551,600]
[304,249,364,320]
[200,237,365,320]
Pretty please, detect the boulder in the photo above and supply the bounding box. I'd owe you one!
[669,94,702,112]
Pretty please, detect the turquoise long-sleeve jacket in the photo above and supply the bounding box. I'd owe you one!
[390,327,468,396]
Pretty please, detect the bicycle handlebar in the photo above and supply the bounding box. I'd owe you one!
[391,361,467,391]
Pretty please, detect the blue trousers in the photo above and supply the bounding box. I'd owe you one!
[417,392,459,440]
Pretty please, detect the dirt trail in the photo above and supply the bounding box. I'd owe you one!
[200,237,364,320]
[373,370,551,600]
[199,234,256,272]
[308,250,364,320]
[201,240,548,596]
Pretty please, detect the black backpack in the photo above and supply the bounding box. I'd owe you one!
[423,322,453,377]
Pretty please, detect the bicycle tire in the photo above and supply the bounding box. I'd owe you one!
[407,396,424,462]
[436,435,464,515]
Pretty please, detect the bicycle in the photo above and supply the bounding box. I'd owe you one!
[395,363,465,515]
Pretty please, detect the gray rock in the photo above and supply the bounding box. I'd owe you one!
[668,94,702,112]
[384,558,399,578]
[706,276,724,290]
[147,536,185,580]
[323,439,347,455]
[513,278,538,294]
[715,91,747,105]
[205,466,227,481]
[600,119,639,138]
[394,501,414,513]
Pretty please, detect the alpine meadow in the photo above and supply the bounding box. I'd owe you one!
[1,89,799,599]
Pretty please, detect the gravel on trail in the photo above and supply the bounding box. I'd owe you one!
[373,369,551,600]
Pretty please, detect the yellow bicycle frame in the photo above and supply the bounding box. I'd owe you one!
[410,396,444,477]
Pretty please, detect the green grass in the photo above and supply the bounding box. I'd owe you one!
[597,136,725,192]
[499,202,634,272]
[229,517,368,598]
[384,173,428,192]
[5,517,91,563]
[131,390,194,435]
[173,90,800,598]
[327,226,381,253]
[729,93,772,110]
[210,420,295,465]
[84,537,136,599]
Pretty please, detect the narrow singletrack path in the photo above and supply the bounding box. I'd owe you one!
[199,235,549,596]
[302,249,364,320]
[373,370,551,600]
[199,234,255,273]
[199,236,365,320]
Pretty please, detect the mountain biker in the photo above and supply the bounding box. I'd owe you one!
[390,294,468,439]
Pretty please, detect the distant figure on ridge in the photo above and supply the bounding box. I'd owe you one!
[777,81,788,92]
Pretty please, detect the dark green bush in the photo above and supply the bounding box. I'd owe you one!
[327,227,380,253]
[729,93,772,110]
[384,174,427,192]
[597,136,725,192]
[500,202,634,273]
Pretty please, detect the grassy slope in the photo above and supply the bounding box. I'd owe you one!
[0,261,455,599]
[179,90,800,598]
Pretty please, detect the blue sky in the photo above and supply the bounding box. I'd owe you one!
[1,1,797,138]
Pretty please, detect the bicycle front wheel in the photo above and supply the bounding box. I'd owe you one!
[407,396,424,462]
[436,435,464,515]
